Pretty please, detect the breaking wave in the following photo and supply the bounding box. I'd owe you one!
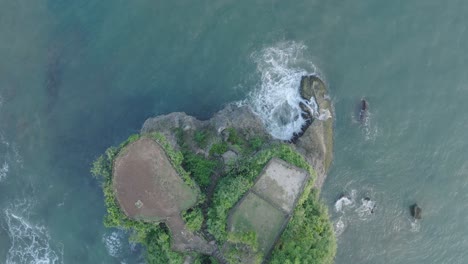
[332,190,379,236]
[356,198,376,219]
[334,195,354,212]
[247,41,322,140]
[4,200,62,264]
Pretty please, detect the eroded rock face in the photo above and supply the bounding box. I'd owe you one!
[141,104,272,153]
[294,75,334,188]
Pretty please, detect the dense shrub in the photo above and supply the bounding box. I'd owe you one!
[182,152,219,187]
[194,130,208,148]
[269,190,336,264]
[209,142,229,156]
[182,207,204,232]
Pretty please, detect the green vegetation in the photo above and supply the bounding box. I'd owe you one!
[194,255,220,264]
[227,231,259,251]
[174,127,219,188]
[182,207,204,232]
[182,152,219,187]
[226,127,243,145]
[248,136,264,152]
[209,142,229,156]
[142,225,185,264]
[269,190,336,264]
[226,128,265,155]
[194,130,209,148]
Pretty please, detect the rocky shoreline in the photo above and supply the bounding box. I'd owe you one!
[141,74,334,189]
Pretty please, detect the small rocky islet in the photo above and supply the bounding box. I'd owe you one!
[92,75,336,264]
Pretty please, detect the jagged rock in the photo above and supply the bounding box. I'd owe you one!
[294,75,334,188]
[410,203,422,220]
[299,75,326,100]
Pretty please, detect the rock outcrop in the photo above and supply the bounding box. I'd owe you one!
[141,104,271,152]
[410,203,422,220]
[294,75,334,188]
[141,75,334,189]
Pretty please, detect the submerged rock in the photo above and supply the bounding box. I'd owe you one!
[410,203,422,220]
[359,98,368,123]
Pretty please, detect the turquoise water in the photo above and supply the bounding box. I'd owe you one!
[1,0,468,263]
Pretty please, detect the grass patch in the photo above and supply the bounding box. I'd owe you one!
[229,193,285,253]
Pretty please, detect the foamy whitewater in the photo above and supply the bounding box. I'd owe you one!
[0,161,8,182]
[248,42,322,140]
[0,124,60,263]
[103,230,125,258]
[4,200,62,264]
[332,190,379,236]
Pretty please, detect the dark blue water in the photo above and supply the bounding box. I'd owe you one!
[2,1,468,263]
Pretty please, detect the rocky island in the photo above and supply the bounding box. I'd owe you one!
[92,75,336,264]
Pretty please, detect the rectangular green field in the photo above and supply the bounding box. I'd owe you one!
[229,192,287,254]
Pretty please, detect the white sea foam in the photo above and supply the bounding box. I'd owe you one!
[0,161,9,182]
[334,217,346,236]
[4,200,62,264]
[103,230,125,258]
[410,220,421,233]
[334,190,357,212]
[361,110,379,141]
[335,196,354,212]
[356,198,376,219]
[247,41,321,140]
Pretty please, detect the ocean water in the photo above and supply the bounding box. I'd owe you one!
[1,0,468,263]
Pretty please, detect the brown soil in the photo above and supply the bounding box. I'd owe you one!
[113,137,197,222]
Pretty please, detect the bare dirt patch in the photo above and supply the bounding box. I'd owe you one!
[113,137,197,221]
[253,158,309,213]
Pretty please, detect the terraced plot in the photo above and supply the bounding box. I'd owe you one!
[228,158,310,256]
